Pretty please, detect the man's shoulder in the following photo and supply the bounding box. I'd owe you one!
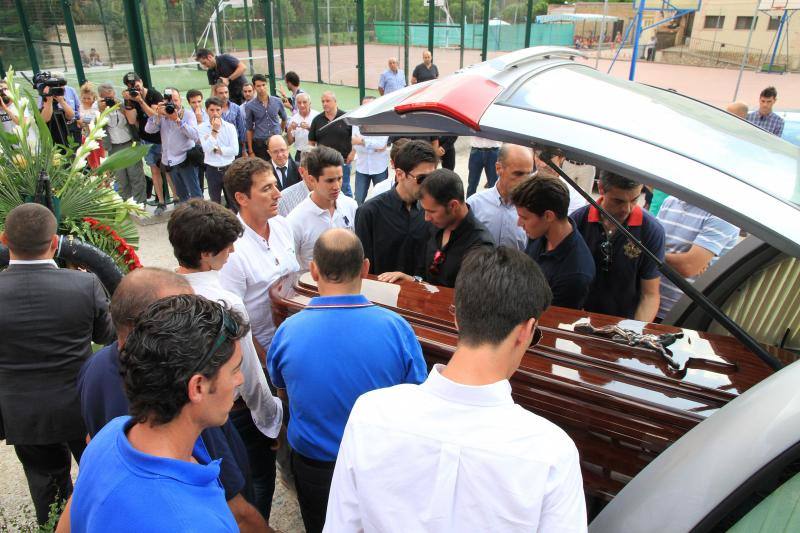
[286,197,314,222]
[339,194,358,213]
[640,207,665,236]
[466,188,496,210]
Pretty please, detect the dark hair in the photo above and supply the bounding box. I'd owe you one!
[168,199,243,269]
[2,203,56,258]
[419,168,464,206]
[252,74,268,84]
[537,146,565,163]
[213,81,228,92]
[761,86,777,99]
[205,96,224,109]
[307,145,343,178]
[598,170,640,192]
[186,88,203,101]
[285,71,300,86]
[195,48,214,59]
[299,146,316,170]
[313,229,364,283]
[393,139,437,173]
[110,268,192,333]
[224,157,274,199]
[455,247,551,346]
[389,138,409,164]
[120,295,248,426]
[510,176,569,219]
[122,71,141,84]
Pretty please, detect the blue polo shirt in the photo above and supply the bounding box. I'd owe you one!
[525,218,595,310]
[572,203,665,319]
[70,416,237,532]
[77,343,248,501]
[267,294,427,462]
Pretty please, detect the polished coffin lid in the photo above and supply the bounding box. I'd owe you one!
[269,273,789,500]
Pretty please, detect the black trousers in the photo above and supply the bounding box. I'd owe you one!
[441,145,456,170]
[291,450,336,533]
[230,408,277,522]
[14,439,86,525]
[252,139,271,162]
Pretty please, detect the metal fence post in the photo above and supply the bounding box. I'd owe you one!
[459,0,465,68]
[61,0,87,85]
[313,0,322,83]
[162,0,179,64]
[404,0,410,83]
[242,0,255,74]
[122,0,152,88]
[357,0,366,102]
[14,0,40,74]
[428,0,435,59]
[141,0,158,65]
[481,0,490,61]
[262,0,277,95]
[95,0,114,66]
[525,0,533,48]
[276,0,286,77]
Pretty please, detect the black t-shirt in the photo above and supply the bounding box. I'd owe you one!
[208,54,248,104]
[308,109,352,159]
[130,88,163,144]
[412,63,439,83]
[419,208,495,287]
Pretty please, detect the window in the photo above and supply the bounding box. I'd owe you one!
[704,15,725,29]
[768,16,782,30]
[736,16,755,30]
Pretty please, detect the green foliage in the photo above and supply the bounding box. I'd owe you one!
[0,497,65,533]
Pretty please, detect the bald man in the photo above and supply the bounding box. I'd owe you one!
[411,49,439,84]
[378,57,406,95]
[267,134,301,190]
[467,143,534,250]
[268,228,427,533]
[308,91,355,197]
[726,101,748,119]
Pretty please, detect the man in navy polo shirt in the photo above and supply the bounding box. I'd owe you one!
[75,268,268,531]
[268,228,427,533]
[512,176,595,309]
[571,171,665,321]
[69,294,246,531]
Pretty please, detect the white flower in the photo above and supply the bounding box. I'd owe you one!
[92,128,107,139]
[72,157,87,170]
[96,115,109,128]
[85,140,100,151]
[17,97,29,111]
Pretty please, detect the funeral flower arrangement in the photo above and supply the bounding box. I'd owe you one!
[0,68,148,273]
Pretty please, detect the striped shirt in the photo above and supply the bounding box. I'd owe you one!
[746,110,785,137]
[278,180,310,217]
[656,197,739,319]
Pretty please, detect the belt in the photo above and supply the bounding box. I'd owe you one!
[207,164,231,172]
[292,450,336,469]
[568,160,587,166]
[472,147,499,151]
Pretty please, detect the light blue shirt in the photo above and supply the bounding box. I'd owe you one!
[466,185,527,251]
[144,107,198,167]
[379,69,406,94]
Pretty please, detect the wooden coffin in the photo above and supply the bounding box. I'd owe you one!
[269,272,787,503]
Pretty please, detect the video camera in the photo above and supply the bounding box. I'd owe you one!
[33,72,67,98]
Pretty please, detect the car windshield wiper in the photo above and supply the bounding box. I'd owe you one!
[545,159,784,372]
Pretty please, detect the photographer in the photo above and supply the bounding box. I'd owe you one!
[37,72,80,148]
[145,87,202,201]
[195,48,249,105]
[97,83,147,204]
[121,72,172,215]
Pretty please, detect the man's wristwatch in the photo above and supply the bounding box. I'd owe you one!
[412,276,423,283]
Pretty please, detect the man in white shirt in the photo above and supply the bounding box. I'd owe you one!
[286,93,318,161]
[219,157,300,521]
[267,134,302,191]
[197,96,239,205]
[352,96,389,205]
[467,136,503,197]
[325,246,587,532]
[287,146,357,270]
[467,143,532,250]
[535,147,588,215]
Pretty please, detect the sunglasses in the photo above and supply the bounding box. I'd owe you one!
[409,171,428,185]
[448,304,543,347]
[600,238,613,272]
[191,305,238,376]
[429,249,445,275]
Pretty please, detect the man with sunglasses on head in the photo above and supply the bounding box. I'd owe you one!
[381,168,494,288]
[358,139,438,276]
[571,171,665,322]
[324,247,587,532]
[513,176,595,310]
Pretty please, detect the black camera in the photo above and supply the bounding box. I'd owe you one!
[163,89,176,114]
[103,97,116,107]
[33,72,67,98]
[128,89,139,98]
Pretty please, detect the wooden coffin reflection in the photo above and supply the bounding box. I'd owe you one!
[269,272,784,502]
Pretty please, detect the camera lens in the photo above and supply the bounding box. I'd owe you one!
[165,103,176,114]
[104,98,116,107]
[128,89,139,97]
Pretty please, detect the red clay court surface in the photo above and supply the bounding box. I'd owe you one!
[234,44,800,110]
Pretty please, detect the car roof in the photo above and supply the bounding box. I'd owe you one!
[345,47,800,258]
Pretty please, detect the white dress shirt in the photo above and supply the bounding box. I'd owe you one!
[286,195,358,270]
[182,270,283,438]
[324,364,587,533]
[470,136,502,149]
[198,119,238,167]
[288,109,319,152]
[366,175,395,200]
[219,215,300,349]
[466,185,527,250]
[352,126,389,175]
[278,180,311,217]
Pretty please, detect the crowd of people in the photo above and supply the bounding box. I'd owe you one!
[0,43,790,532]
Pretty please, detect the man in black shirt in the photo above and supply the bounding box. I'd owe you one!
[196,48,249,105]
[411,50,439,84]
[358,140,438,276]
[381,169,495,288]
[512,176,595,309]
[308,91,355,198]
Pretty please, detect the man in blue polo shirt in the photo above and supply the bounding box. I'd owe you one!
[75,268,268,531]
[512,176,595,309]
[572,171,665,322]
[268,228,427,533]
[69,294,247,531]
